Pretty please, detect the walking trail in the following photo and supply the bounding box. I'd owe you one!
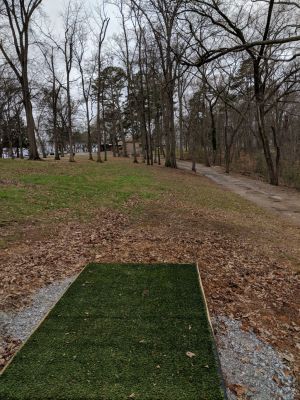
[177,160,300,227]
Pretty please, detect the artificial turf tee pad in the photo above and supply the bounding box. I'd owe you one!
[0,264,225,400]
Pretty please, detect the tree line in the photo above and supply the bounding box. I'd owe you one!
[0,0,299,186]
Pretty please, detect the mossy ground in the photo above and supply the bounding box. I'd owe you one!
[0,263,225,400]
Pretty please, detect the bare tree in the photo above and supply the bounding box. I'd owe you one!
[75,21,96,161]
[115,0,138,162]
[0,0,44,159]
[61,2,83,162]
[96,16,110,163]
[182,0,300,184]
[131,0,185,168]
[38,42,63,160]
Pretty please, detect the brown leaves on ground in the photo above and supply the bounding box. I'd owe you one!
[0,338,22,369]
[0,188,299,381]
[228,383,248,398]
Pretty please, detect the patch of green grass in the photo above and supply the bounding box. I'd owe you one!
[0,157,269,237]
[0,159,162,226]
[0,263,225,400]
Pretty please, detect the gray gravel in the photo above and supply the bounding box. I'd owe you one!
[0,281,296,399]
[0,276,75,342]
[213,315,296,400]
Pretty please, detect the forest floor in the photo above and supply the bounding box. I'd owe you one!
[177,160,300,227]
[0,156,299,399]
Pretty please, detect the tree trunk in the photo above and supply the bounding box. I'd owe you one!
[178,86,184,160]
[54,125,60,160]
[24,93,39,160]
[119,109,128,157]
[253,60,277,185]
[96,129,102,163]
[209,102,217,164]
[66,72,75,162]
[256,102,278,185]
[96,107,103,163]
[132,131,138,163]
[17,115,24,159]
[164,90,177,168]
[9,137,14,159]
[35,127,47,158]
[224,108,230,174]
[0,135,3,159]
[86,109,93,161]
[271,125,280,185]
[103,109,108,162]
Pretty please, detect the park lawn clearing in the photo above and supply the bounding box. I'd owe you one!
[0,263,225,400]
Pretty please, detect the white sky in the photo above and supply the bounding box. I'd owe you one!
[42,0,122,40]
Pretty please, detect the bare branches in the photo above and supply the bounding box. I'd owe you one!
[181,35,300,67]
[252,0,300,9]
[0,0,44,159]
[181,0,300,67]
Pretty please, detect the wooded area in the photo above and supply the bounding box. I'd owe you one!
[0,0,299,187]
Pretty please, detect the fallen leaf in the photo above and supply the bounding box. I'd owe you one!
[229,383,247,397]
[186,351,196,358]
[283,353,294,362]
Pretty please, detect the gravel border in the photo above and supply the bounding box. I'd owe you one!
[0,277,75,342]
[213,316,296,399]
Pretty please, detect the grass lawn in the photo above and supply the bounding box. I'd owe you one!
[0,156,266,248]
[0,156,264,226]
[0,157,164,227]
[0,263,225,400]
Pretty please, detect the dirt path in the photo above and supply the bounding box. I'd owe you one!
[177,160,300,227]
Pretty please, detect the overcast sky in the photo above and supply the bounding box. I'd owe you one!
[42,0,121,39]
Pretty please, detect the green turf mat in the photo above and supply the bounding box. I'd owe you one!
[0,263,226,400]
